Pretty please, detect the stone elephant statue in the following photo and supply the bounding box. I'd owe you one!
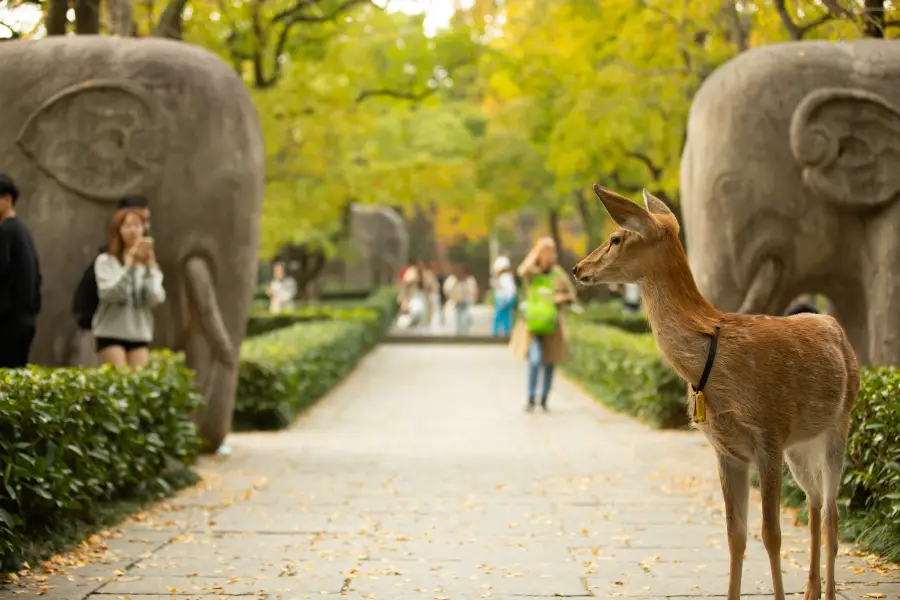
[680,39,900,367]
[5,36,265,451]
[344,204,409,288]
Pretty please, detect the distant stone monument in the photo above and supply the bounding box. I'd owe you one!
[338,205,409,289]
[680,40,900,367]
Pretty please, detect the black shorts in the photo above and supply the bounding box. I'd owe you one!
[95,337,149,352]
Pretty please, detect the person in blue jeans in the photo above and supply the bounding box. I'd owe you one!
[508,237,578,411]
[491,256,516,336]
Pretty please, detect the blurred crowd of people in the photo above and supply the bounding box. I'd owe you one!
[396,260,478,334]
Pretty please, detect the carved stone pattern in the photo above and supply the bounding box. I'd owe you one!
[791,90,900,209]
[17,82,166,201]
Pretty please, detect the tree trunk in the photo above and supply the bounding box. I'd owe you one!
[108,0,135,35]
[863,0,885,37]
[46,0,70,35]
[547,207,562,253]
[152,0,189,39]
[74,0,101,33]
[573,190,599,251]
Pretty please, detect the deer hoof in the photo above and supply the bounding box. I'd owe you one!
[802,579,822,600]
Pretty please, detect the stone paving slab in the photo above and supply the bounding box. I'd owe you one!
[2,345,898,600]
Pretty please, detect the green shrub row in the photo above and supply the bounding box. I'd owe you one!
[234,287,398,430]
[246,287,398,338]
[570,300,651,334]
[565,320,899,560]
[564,322,687,428]
[782,367,900,562]
[0,353,202,570]
[235,318,380,430]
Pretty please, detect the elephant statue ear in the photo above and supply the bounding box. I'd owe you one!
[790,87,900,209]
[17,79,167,201]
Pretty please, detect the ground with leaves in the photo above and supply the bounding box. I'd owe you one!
[2,344,898,599]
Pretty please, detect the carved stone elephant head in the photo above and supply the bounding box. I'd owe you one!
[344,204,409,288]
[680,40,900,367]
[4,36,265,450]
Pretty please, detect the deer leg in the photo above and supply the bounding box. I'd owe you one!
[716,453,750,600]
[757,455,786,600]
[822,431,846,600]
[787,447,824,600]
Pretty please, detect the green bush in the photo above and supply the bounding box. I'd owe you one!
[246,305,380,338]
[781,367,900,561]
[235,317,381,430]
[246,286,399,338]
[0,354,202,569]
[564,322,687,428]
[571,300,651,334]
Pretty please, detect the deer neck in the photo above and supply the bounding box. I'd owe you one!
[638,245,722,387]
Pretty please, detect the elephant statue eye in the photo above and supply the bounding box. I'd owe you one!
[611,236,621,246]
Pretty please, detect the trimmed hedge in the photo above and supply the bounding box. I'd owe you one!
[0,353,202,569]
[235,318,380,430]
[246,305,379,338]
[565,320,900,559]
[783,367,900,561]
[564,322,686,428]
[234,287,398,430]
[571,300,651,334]
[246,286,398,338]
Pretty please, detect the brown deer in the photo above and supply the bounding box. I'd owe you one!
[572,184,859,600]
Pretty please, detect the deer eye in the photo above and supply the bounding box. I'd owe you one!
[610,236,621,246]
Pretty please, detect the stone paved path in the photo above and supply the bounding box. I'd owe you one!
[5,345,898,599]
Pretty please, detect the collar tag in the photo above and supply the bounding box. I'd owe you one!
[693,390,707,423]
[690,325,720,424]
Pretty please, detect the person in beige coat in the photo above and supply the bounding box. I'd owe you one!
[508,237,578,411]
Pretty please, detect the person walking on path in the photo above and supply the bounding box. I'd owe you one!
[491,256,516,337]
[397,265,428,329]
[415,261,440,330]
[443,265,478,336]
[509,237,577,412]
[433,261,448,326]
[0,174,41,368]
[92,207,165,368]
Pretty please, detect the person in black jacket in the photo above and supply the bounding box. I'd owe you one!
[0,174,42,368]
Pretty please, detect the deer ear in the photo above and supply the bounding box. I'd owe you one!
[593,184,660,238]
[642,189,673,216]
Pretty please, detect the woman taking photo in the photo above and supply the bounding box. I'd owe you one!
[92,207,165,368]
[509,237,577,411]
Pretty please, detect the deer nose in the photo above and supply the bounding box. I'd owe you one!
[571,265,579,277]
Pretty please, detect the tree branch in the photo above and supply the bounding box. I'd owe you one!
[356,87,437,104]
[798,12,836,36]
[609,174,641,194]
[257,0,372,88]
[773,0,838,39]
[0,20,21,38]
[152,0,189,38]
[628,152,663,181]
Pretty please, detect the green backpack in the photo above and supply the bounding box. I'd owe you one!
[524,272,558,336]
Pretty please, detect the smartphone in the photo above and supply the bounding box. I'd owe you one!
[142,236,154,246]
